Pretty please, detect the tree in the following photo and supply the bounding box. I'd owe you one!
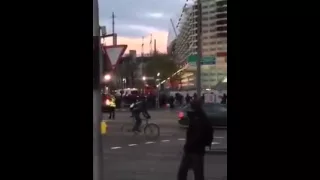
[116,55,138,88]
[144,52,181,87]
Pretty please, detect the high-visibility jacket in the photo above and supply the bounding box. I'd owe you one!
[106,96,116,108]
[109,97,116,107]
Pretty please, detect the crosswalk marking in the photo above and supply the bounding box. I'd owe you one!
[145,141,155,144]
[161,140,170,142]
[110,146,122,150]
[107,137,225,150]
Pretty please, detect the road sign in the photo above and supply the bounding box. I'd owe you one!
[103,45,127,69]
[187,55,216,65]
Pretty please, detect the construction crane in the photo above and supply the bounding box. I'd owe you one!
[170,18,178,38]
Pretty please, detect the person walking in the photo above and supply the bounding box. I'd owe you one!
[108,94,116,119]
[177,99,213,180]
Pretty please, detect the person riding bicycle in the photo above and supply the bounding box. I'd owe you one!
[131,96,151,132]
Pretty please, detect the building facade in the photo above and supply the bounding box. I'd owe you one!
[168,0,227,89]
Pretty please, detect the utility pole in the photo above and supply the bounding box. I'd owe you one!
[93,0,103,180]
[112,12,117,45]
[196,0,202,97]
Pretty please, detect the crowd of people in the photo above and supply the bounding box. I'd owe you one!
[105,90,227,114]
[160,92,227,109]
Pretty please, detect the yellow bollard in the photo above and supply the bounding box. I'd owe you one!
[101,121,107,135]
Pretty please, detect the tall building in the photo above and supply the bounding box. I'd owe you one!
[168,0,227,89]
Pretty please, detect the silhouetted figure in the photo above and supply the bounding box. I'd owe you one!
[221,93,227,104]
[177,99,213,180]
[185,93,191,104]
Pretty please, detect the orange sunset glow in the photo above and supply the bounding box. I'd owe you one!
[102,31,169,55]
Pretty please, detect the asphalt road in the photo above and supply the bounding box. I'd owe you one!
[102,111,227,180]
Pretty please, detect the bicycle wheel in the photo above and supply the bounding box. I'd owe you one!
[143,123,160,139]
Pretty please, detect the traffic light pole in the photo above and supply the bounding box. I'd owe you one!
[93,0,103,180]
[196,0,203,97]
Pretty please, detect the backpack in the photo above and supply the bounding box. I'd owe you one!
[203,121,214,149]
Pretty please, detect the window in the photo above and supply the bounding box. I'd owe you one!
[202,11,209,15]
[210,42,216,45]
[217,32,227,37]
[217,7,227,12]
[210,16,216,20]
[203,42,208,45]
[202,17,209,21]
[202,24,209,27]
[210,10,215,13]
[210,29,216,32]
[216,13,227,19]
[203,36,209,39]
[216,20,227,25]
[210,35,216,39]
[209,4,215,8]
[202,5,208,9]
[203,30,208,33]
[217,0,227,7]
[217,26,227,31]
[210,23,216,26]
[131,90,139,95]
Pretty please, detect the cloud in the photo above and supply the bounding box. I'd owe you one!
[98,0,185,55]
[126,24,163,33]
[145,12,165,19]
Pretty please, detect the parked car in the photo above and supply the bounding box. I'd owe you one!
[178,103,227,128]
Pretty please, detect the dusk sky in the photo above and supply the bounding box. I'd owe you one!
[99,0,186,55]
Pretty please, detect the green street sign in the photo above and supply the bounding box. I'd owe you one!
[187,55,216,65]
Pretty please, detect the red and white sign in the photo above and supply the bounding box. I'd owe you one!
[103,45,127,69]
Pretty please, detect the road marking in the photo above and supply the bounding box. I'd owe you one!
[212,142,220,145]
[110,146,122,150]
[128,144,137,146]
[161,140,170,142]
[178,138,185,141]
[145,141,155,144]
[214,136,224,139]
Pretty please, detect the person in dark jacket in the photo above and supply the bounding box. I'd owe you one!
[140,96,151,119]
[185,93,191,104]
[131,97,150,132]
[169,95,175,109]
[221,93,227,104]
[177,99,209,180]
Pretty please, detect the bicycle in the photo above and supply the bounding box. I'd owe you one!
[120,113,160,140]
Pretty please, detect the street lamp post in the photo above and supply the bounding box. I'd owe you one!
[156,72,160,108]
[93,0,103,180]
[122,78,126,89]
[196,0,203,97]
